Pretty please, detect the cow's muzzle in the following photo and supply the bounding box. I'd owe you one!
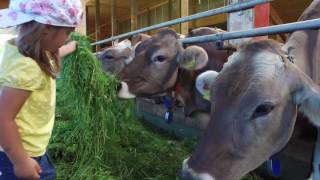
[117,81,136,99]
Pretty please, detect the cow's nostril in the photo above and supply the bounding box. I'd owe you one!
[116,82,122,92]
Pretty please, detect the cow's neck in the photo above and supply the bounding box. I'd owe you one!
[284,31,320,84]
[283,0,320,84]
[173,69,211,116]
[172,69,186,105]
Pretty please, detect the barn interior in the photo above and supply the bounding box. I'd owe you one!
[0,1,317,179]
[0,0,313,45]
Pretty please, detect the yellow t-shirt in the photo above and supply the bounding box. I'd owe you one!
[0,40,56,157]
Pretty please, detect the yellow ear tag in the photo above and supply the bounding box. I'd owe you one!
[185,58,196,69]
[203,91,210,101]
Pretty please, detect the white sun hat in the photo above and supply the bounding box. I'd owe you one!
[0,0,83,28]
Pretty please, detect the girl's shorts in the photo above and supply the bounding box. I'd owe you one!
[0,151,56,180]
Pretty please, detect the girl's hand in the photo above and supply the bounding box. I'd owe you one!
[13,157,41,180]
[59,40,77,58]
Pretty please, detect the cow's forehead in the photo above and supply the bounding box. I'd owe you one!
[153,34,178,46]
[213,49,285,102]
[222,48,283,71]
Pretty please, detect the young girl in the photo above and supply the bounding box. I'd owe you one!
[0,0,83,179]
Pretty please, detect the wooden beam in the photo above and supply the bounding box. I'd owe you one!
[111,0,117,45]
[85,5,89,34]
[130,0,138,31]
[180,0,189,35]
[168,0,172,20]
[196,14,227,28]
[75,0,88,35]
[95,0,101,51]
[147,8,152,35]
[270,4,288,41]
[0,0,9,8]
[87,0,129,9]
[270,5,284,25]
[191,0,197,28]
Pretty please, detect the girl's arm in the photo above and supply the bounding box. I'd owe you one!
[0,87,41,180]
[58,41,77,58]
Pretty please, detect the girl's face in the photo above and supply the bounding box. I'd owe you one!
[42,26,74,53]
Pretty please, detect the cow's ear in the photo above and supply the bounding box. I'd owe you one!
[179,46,208,70]
[196,70,219,101]
[293,74,320,126]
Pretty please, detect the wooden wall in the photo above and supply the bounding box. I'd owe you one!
[116,0,228,36]
[0,0,9,8]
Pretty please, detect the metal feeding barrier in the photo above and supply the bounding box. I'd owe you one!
[91,2,320,178]
[92,0,320,47]
[91,0,271,46]
[180,18,320,44]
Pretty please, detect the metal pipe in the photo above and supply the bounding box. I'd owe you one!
[179,18,320,44]
[91,0,271,46]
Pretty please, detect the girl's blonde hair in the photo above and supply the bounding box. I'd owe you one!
[16,21,61,78]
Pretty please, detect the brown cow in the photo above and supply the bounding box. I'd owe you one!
[180,0,320,179]
[96,39,132,74]
[187,27,231,71]
[131,33,152,47]
[96,34,152,74]
[118,28,231,116]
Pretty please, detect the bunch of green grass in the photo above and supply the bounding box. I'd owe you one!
[49,33,196,180]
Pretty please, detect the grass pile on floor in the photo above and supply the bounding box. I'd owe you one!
[49,33,196,180]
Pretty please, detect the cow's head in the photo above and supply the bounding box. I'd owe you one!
[131,33,151,47]
[187,27,231,72]
[96,39,133,74]
[118,28,208,99]
[180,40,320,180]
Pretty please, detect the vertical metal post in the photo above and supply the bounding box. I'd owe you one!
[191,0,197,28]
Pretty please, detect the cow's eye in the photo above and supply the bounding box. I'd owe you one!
[252,102,275,119]
[103,55,114,59]
[154,55,166,62]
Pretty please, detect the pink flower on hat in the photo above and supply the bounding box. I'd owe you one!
[19,3,27,13]
[8,11,17,21]
[0,0,83,28]
[31,1,55,15]
[59,15,66,23]
[68,5,78,18]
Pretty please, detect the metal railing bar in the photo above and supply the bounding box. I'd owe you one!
[91,0,272,46]
[179,18,320,44]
